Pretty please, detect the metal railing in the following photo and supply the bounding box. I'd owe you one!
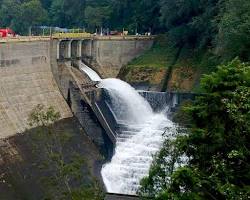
[0,36,50,43]
[52,32,92,39]
[0,34,154,43]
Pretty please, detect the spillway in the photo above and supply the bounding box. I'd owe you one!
[80,63,176,195]
[79,62,102,82]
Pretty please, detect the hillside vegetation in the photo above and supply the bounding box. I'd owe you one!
[0,0,249,199]
[128,36,175,69]
[139,59,250,200]
[120,35,220,91]
[119,0,250,91]
[1,1,249,89]
[118,36,177,88]
[1,0,249,66]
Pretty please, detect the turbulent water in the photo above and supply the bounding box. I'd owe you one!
[99,79,153,124]
[80,63,176,195]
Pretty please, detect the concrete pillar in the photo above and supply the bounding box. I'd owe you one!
[90,39,93,57]
[66,40,73,59]
[56,40,61,60]
[77,40,83,58]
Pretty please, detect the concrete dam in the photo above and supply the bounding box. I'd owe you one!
[0,36,153,139]
[0,36,192,198]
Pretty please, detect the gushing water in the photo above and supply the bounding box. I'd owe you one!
[98,79,153,124]
[80,63,175,195]
[101,115,173,195]
[79,62,101,82]
[99,80,174,195]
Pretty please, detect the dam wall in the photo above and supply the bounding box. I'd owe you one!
[139,91,196,112]
[70,83,114,159]
[82,38,154,78]
[48,38,154,156]
[0,41,106,199]
[50,38,154,96]
[50,59,114,159]
[0,37,155,155]
[0,41,72,139]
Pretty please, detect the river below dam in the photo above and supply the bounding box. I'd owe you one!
[80,63,176,195]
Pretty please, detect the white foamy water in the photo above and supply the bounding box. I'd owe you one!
[98,79,175,195]
[101,115,174,195]
[98,78,153,124]
[80,64,176,195]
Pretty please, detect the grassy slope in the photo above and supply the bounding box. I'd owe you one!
[128,35,176,69]
[169,47,220,92]
[121,35,219,91]
[119,35,177,87]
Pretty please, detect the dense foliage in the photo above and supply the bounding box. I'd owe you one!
[1,1,249,198]
[139,59,250,199]
[0,0,248,60]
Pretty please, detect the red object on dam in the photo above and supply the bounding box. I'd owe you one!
[0,28,15,37]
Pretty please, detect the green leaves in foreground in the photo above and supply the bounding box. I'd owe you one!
[28,104,104,200]
[139,59,250,199]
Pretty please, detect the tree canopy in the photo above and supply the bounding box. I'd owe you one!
[0,0,249,61]
[0,1,249,198]
[139,59,250,199]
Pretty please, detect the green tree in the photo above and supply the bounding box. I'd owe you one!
[49,0,86,28]
[135,0,161,33]
[40,0,52,9]
[160,0,219,49]
[84,5,111,30]
[139,59,250,199]
[49,0,66,27]
[0,0,21,29]
[16,0,48,34]
[28,104,104,200]
[216,0,250,61]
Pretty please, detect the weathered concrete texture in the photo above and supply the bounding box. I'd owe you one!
[0,41,72,139]
[58,62,115,159]
[82,39,154,78]
[139,91,197,113]
[50,58,113,159]
[68,82,114,160]
[56,62,91,99]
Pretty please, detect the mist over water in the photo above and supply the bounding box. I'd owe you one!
[80,63,175,195]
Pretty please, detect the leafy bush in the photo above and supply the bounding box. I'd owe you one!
[139,59,250,199]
